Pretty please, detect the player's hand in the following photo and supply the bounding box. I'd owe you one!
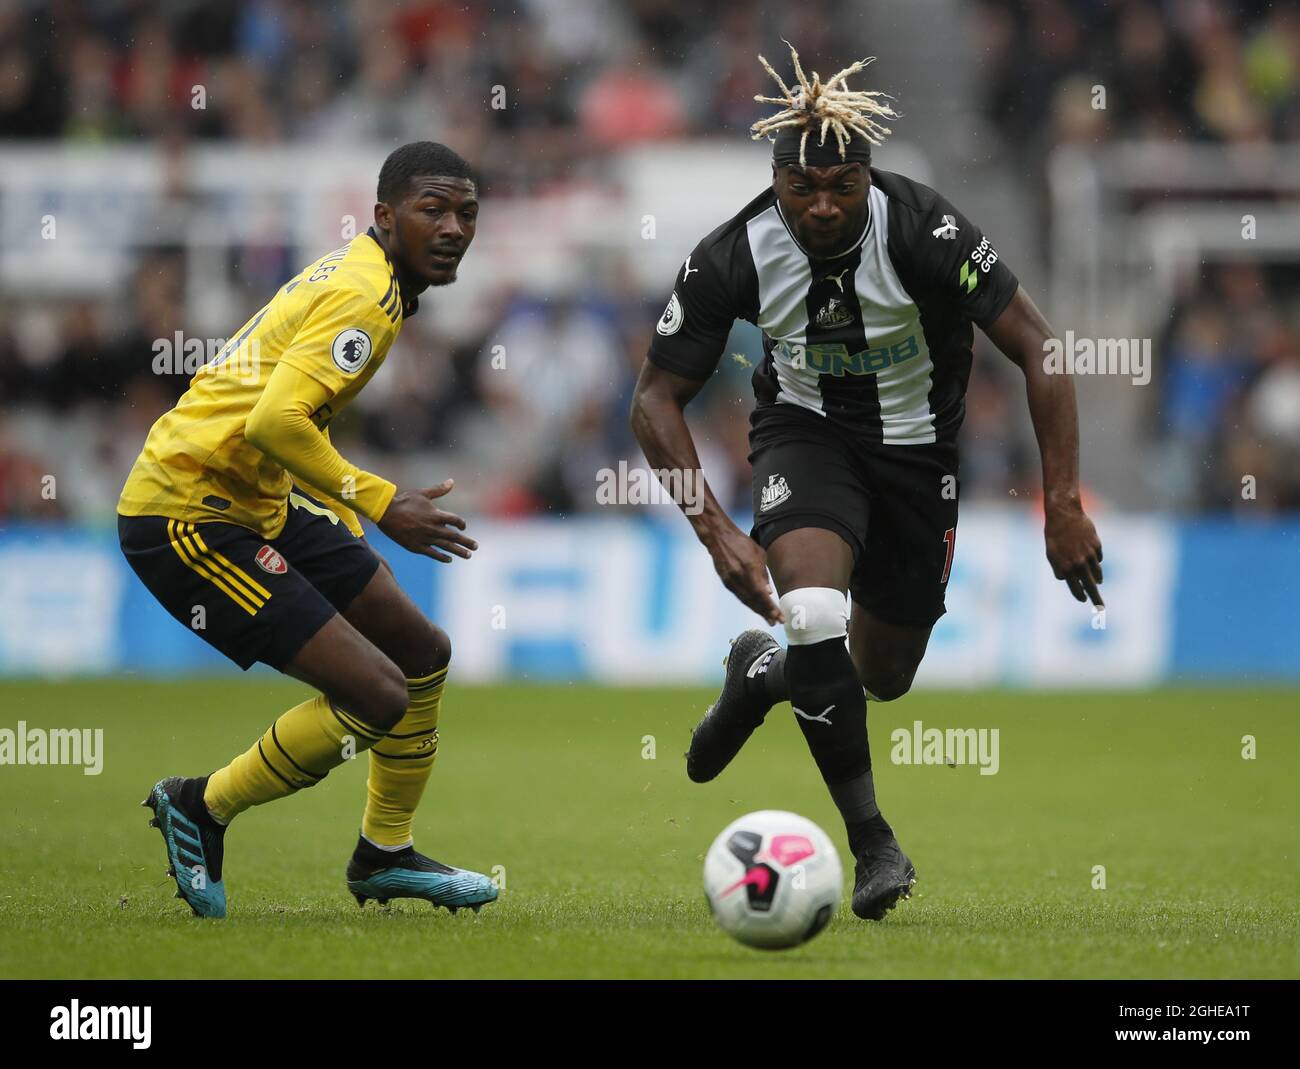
[378,479,478,563]
[707,526,784,625]
[1044,500,1103,606]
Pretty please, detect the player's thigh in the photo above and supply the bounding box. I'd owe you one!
[764,527,856,596]
[342,562,450,679]
[847,442,957,696]
[848,602,933,701]
[282,612,409,730]
[750,422,868,597]
[273,491,442,692]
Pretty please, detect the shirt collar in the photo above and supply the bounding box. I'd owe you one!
[365,226,420,319]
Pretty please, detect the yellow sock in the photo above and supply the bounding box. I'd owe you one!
[361,667,446,847]
[204,694,386,824]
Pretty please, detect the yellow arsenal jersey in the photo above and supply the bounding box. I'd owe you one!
[119,229,415,538]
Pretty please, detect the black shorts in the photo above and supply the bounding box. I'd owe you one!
[749,408,959,628]
[118,489,381,671]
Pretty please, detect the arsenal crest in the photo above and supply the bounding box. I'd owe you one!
[255,545,288,575]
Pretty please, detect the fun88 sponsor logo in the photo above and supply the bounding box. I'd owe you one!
[783,335,922,377]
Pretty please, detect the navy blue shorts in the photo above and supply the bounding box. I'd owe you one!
[118,489,381,670]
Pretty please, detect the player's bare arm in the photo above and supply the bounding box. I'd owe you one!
[984,287,1105,606]
[630,361,782,625]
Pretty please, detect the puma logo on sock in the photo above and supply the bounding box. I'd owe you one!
[793,704,834,725]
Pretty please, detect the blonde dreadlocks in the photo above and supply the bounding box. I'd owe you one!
[750,41,897,167]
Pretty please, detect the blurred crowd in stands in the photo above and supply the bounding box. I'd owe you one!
[978,0,1299,153]
[1,0,1297,523]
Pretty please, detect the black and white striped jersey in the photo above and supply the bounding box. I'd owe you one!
[647,168,1019,446]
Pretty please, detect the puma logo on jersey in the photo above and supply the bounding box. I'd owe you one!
[682,255,699,281]
[828,267,852,292]
[793,704,834,725]
[932,215,959,239]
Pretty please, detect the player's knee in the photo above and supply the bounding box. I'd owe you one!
[346,662,409,730]
[422,623,451,674]
[861,666,917,703]
[388,618,450,678]
[374,607,450,678]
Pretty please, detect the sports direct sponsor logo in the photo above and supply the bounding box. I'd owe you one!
[595,461,703,516]
[0,721,103,775]
[50,1000,151,1048]
[1042,331,1152,386]
[890,719,1000,776]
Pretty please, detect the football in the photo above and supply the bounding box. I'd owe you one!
[703,810,843,949]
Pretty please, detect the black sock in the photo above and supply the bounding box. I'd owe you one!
[182,775,224,832]
[353,834,417,864]
[844,810,894,857]
[786,635,871,784]
[784,638,896,855]
[742,646,789,706]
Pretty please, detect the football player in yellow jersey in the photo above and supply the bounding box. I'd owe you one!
[120,142,497,917]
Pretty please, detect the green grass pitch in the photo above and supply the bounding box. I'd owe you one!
[0,679,1296,979]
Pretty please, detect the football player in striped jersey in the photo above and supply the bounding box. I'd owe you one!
[631,46,1103,921]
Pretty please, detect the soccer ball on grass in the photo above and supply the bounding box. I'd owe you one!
[703,810,842,949]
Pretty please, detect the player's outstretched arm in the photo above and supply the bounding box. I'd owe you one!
[630,360,782,625]
[245,362,476,563]
[983,286,1104,606]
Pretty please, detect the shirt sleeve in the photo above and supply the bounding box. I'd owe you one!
[892,191,1020,329]
[645,242,738,381]
[278,280,398,398]
[245,361,397,523]
[296,429,366,538]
